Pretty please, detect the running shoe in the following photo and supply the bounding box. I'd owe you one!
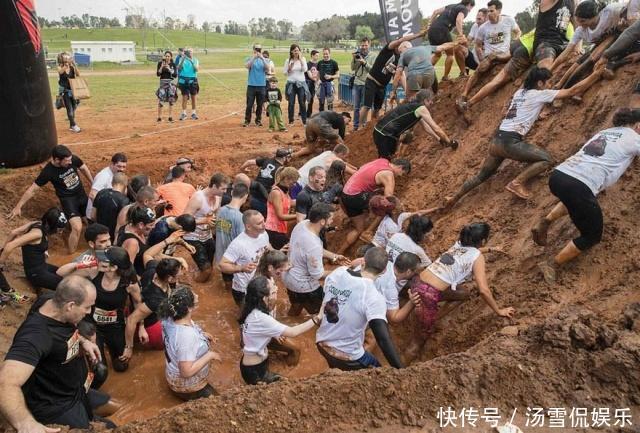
[243,121,249,127]
[157,117,162,122]
[70,125,81,133]
[168,117,174,122]
[191,113,199,120]
[255,120,263,127]
[279,128,288,132]
[179,113,187,121]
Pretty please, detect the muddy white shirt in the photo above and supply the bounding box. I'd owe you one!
[298,151,333,187]
[372,212,411,248]
[428,241,481,291]
[86,167,114,219]
[374,262,405,310]
[571,3,625,45]
[628,0,640,20]
[162,319,210,393]
[386,233,431,267]
[476,15,519,56]
[555,127,640,195]
[499,89,559,136]
[316,267,387,360]
[222,231,270,293]
[241,309,287,358]
[283,221,324,293]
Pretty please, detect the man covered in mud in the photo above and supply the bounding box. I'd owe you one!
[316,247,404,370]
[373,89,458,159]
[444,66,603,207]
[0,276,116,431]
[293,111,351,159]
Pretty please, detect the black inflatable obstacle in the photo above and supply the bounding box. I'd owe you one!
[0,0,57,168]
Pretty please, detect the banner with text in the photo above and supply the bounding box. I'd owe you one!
[378,0,423,45]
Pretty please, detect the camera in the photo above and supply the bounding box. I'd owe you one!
[353,50,362,60]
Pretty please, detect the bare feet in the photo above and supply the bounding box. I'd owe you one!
[505,180,531,200]
[531,219,550,246]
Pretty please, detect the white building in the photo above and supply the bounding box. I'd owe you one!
[70,41,137,62]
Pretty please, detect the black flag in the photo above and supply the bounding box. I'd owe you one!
[379,0,423,45]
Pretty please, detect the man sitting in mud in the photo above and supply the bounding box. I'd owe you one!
[293,111,351,159]
[373,89,458,159]
[444,65,603,207]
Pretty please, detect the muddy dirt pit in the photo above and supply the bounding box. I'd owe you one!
[1,62,640,432]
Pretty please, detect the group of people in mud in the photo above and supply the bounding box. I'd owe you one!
[0,0,639,432]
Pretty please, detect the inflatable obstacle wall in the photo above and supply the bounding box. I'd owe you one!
[0,0,57,168]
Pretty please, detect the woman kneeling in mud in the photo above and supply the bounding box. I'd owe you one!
[405,222,515,364]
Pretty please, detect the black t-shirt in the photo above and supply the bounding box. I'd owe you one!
[156,61,177,79]
[434,3,470,30]
[255,157,282,191]
[315,111,346,139]
[266,88,282,105]
[306,61,319,84]
[58,67,76,90]
[534,0,574,50]
[35,155,85,198]
[90,272,129,326]
[318,59,339,82]
[21,223,47,271]
[93,188,129,240]
[375,102,423,138]
[369,44,399,87]
[295,185,324,217]
[141,279,169,328]
[5,294,88,423]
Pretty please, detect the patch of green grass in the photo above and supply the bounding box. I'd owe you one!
[0,168,11,175]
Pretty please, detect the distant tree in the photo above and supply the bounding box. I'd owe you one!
[202,21,210,32]
[354,25,374,41]
[38,16,48,28]
[463,21,474,35]
[301,21,320,42]
[248,18,259,37]
[125,14,145,29]
[110,18,121,27]
[515,10,536,34]
[347,12,385,40]
[186,14,196,30]
[320,15,349,42]
[238,24,250,36]
[277,19,293,40]
[215,25,222,33]
[164,16,175,30]
[81,13,90,27]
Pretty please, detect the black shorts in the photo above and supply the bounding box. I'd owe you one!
[178,78,199,96]
[172,384,215,401]
[428,24,452,46]
[373,129,399,159]
[232,289,245,306]
[465,51,478,71]
[316,343,380,371]
[341,191,371,218]
[266,230,289,250]
[59,193,88,219]
[286,286,323,314]
[549,170,603,251]
[221,272,234,283]
[363,78,386,111]
[534,42,565,63]
[240,358,281,385]
[185,238,215,270]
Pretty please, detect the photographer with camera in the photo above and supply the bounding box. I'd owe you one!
[244,44,268,127]
[156,50,177,122]
[57,52,82,133]
[177,47,199,121]
[350,37,375,131]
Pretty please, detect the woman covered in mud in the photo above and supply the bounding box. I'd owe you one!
[405,222,515,364]
[239,275,322,385]
[56,246,141,387]
[0,208,68,292]
[159,286,221,400]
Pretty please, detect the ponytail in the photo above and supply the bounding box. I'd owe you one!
[459,222,491,247]
[238,276,271,325]
[612,108,640,127]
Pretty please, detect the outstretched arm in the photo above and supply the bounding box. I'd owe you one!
[418,107,451,144]
[369,319,404,368]
[8,184,40,219]
[388,27,429,51]
[473,254,515,317]
[555,66,604,99]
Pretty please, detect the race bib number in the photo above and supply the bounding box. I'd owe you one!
[64,330,81,364]
[84,370,95,393]
[93,307,118,324]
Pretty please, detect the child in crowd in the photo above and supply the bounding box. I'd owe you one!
[266,77,287,132]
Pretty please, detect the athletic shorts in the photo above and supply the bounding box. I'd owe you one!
[549,170,603,251]
[504,41,535,80]
[221,272,234,283]
[178,78,199,96]
[373,129,399,159]
[232,289,245,306]
[240,358,280,385]
[185,238,215,270]
[266,229,289,250]
[341,191,371,218]
[59,193,88,219]
[306,117,340,143]
[363,78,386,111]
[534,42,565,63]
[465,50,479,71]
[428,24,452,46]
[406,69,436,92]
[171,383,215,401]
[143,320,163,350]
[286,286,323,314]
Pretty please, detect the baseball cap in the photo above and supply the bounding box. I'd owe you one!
[176,157,196,170]
[253,44,262,51]
[96,246,132,270]
[275,148,292,158]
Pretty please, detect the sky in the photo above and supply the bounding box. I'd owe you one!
[38,0,533,26]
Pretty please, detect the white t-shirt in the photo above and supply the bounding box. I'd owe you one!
[476,15,519,57]
[222,231,270,293]
[162,319,210,393]
[284,58,308,82]
[283,221,324,293]
[316,267,387,360]
[241,309,287,358]
[374,262,406,310]
[628,0,640,20]
[386,233,431,268]
[372,212,411,248]
[468,22,481,63]
[556,127,640,195]
[499,89,559,136]
[571,3,625,45]
[86,166,114,219]
[429,241,481,291]
[298,151,333,187]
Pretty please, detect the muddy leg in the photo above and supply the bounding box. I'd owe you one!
[445,154,504,208]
